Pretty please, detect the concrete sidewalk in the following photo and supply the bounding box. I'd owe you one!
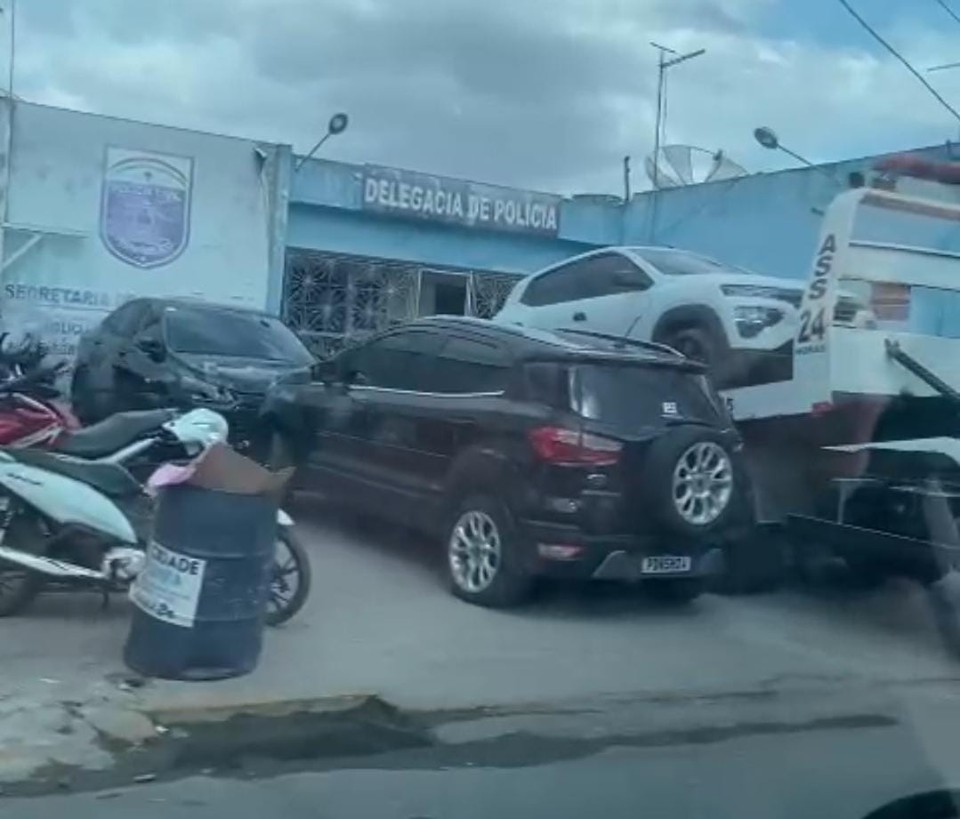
[3,507,960,786]
[0,594,139,782]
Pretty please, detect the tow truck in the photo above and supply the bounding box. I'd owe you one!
[723,155,960,591]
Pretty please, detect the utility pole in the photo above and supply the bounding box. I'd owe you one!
[6,0,13,100]
[623,155,631,202]
[0,0,16,302]
[647,42,704,243]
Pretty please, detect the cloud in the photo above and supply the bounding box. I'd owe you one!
[13,0,960,194]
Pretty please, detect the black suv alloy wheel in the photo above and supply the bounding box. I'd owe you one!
[445,495,532,609]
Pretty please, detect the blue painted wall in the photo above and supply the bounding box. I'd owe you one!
[287,204,594,274]
[284,143,960,328]
[628,143,960,336]
[625,143,960,280]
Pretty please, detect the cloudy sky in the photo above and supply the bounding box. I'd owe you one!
[11,0,960,194]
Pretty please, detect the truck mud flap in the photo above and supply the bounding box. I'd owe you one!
[786,514,959,584]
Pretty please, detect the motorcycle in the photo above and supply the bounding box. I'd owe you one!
[0,361,79,449]
[0,333,79,448]
[0,405,311,625]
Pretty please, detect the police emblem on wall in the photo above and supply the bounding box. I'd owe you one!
[100,148,194,268]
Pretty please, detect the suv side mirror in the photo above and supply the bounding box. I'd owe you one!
[136,337,166,362]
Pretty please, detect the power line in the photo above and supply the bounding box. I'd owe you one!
[835,0,960,123]
[934,0,960,26]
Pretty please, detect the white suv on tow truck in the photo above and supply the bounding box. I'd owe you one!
[494,246,873,390]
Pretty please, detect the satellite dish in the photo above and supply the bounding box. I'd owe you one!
[645,144,749,189]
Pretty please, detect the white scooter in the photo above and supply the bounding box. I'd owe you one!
[0,408,310,624]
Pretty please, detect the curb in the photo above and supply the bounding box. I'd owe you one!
[1,693,431,798]
[144,693,381,725]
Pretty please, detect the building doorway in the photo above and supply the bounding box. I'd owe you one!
[419,270,468,316]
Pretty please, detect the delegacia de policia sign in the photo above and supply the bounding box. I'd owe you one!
[362,165,561,237]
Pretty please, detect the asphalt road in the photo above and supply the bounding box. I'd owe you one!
[5,699,960,819]
[7,499,960,801]
[6,500,960,708]
[129,502,960,714]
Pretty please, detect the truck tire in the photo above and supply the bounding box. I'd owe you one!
[714,528,786,595]
[841,556,890,590]
[643,427,747,540]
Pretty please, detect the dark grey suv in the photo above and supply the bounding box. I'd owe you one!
[263,317,754,607]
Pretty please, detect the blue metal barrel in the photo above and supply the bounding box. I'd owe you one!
[124,483,276,681]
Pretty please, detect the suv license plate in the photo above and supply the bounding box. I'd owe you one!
[641,555,692,574]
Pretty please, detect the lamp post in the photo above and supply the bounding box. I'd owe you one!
[650,42,705,189]
[294,112,349,173]
[754,125,844,185]
[753,126,816,167]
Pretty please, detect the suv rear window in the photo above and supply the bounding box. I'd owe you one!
[571,364,726,429]
[522,361,567,407]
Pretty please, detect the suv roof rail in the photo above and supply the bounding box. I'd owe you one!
[554,328,684,359]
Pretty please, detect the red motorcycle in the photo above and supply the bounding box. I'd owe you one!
[0,378,79,447]
[0,335,79,448]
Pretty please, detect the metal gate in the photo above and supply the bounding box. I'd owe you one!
[283,249,523,358]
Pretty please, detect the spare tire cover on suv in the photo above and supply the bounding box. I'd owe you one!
[640,426,747,538]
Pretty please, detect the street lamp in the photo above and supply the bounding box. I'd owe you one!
[754,126,853,192]
[650,43,705,189]
[294,112,350,173]
[753,126,816,167]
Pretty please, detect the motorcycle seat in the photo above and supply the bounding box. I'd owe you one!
[54,409,177,459]
[9,448,143,498]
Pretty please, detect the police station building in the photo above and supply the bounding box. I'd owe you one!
[0,99,955,360]
[281,160,606,357]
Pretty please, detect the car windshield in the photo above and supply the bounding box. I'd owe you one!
[163,306,313,364]
[630,248,755,277]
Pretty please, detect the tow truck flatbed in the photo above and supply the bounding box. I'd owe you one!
[718,161,960,588]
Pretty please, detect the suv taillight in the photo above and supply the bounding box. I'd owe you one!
[528,426,622,466]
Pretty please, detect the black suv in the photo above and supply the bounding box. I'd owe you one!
[71,298,314,458]
[264,317,753,607]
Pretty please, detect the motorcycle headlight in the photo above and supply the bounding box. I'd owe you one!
[734,305,785,338]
